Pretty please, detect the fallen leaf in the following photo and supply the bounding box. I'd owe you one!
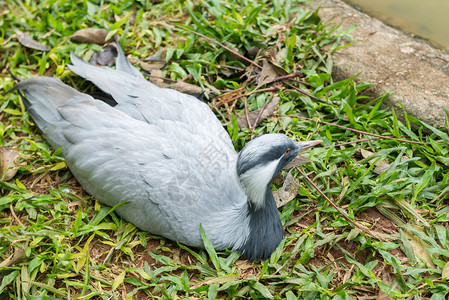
[214,86,246,105]
[283,156,313,169]
[405,229,435,268]
[373,163,392,175]
[255,59,278,89]
[0,246,26,268]
[342,264,354,283]
[71,28,113,45]
[140,50,167,71]
[376,265,395,300]
[140,60,165,72]
[271,47,288,75]
[129,6,137,26]
[14,30,50,51]
[149,69,165,86]
[89,44,117,66]
[361,149,392,174]
[224,41,248,65]
[0,147,20,180]
[237,96,280,128]
[360,149,390,166]
[247,45,259,58]
[169,81,204,95]
[260,46,288,75]
[442,262,449,279]
[273,171,300,208]
[235,260,253,270]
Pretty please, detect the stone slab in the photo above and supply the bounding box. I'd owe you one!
[302,0,449,129]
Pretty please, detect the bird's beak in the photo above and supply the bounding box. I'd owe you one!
[296,140,323,153]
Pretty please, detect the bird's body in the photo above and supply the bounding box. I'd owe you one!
[11,40,321,260]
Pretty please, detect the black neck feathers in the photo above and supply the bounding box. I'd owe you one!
[239,188,284,261]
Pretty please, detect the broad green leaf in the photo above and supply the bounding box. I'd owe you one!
[200,224,221,272]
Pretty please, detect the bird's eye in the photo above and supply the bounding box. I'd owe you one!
[284,150,290,155]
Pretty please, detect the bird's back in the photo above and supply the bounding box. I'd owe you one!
[11,44,249,250]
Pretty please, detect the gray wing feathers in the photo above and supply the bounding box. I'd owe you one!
[114,36,144,79]
[9,77,91,148]
[68,46,236,156]
[12,49,244,249]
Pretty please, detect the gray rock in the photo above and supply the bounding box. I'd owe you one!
[303,0,449,129]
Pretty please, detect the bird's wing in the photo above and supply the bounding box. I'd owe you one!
[68,51,236,158]
[59,98,240,246]
[113,37,144,79]
[13,77,242,247]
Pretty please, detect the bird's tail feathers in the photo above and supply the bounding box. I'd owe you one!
[114,36,144,79]
[67,38,146,103]
[9,77,85,132]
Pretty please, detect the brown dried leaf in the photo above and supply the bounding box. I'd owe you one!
[0,246,26,268]
[169,82,204,95]
[247,45,259,58]
[442,262,449,279]
[405,229,435,268]
[140,60,165,72]
[376,265,395,300]
[273,171,300,208]
[342,265,354,283]
[129,7,137,26]
[360,149,390,166]
[373,163,392,175]
[337,176,350,200]
[215,87,246,104]
[89,44,117,66]
[71,28,113,45]
[149,69,165,87]
[255,59,278,89]
[235,260,253,270]
[237,96,280,128]
[0,147,20,181]
[283,155,313,169]
[260,47,288,75]
[271,47,288,75]
[14,30,50,51]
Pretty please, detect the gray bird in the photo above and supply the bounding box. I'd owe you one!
[11,39,322,260]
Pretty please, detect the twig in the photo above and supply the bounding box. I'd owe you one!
[299,116,429,145]
[10,202,24,227]
[252,91,277,129]
[289,78,311,86]
[217,64,245,71]
[145,74,177,83]
[271,72,301,83]
[168,22,263,69]
[244,97,253,131]
[295,167,387,242]
[274,114,429,146]
[323,137,383,149]
[217,86,278,107]
[283,81,331,104]
[179,74,192,83]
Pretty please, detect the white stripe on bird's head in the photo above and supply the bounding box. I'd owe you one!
[239,157,281,209]
[236,134,322,209]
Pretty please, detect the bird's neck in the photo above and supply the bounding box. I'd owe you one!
[239,187,284,260]
[239,158,281,209]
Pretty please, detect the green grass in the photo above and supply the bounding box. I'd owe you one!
[1,0,449,299]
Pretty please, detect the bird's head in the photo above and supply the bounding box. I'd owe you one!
[237,134,322,209]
